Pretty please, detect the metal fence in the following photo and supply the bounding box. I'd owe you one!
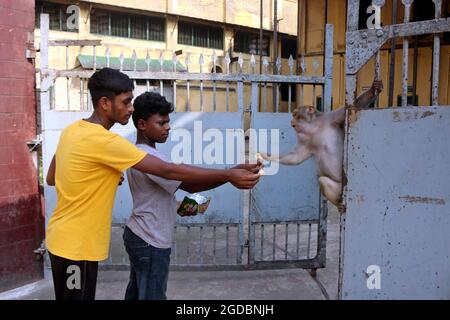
[39,13,333,270]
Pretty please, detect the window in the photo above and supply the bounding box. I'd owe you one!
[178,22,224,50]
[35,1,78,32]
[90,9,165,42]
[281,37,297,59]
[233,31,270,56]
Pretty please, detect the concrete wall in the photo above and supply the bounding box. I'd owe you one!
[0,0,44,292]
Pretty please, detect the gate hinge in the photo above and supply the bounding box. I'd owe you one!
[26,135,42,152]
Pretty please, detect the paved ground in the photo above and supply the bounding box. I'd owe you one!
[0,205,341,300]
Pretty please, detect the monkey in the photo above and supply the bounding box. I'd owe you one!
[260,80,383,211]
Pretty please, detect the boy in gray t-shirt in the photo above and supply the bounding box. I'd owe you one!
[123,92,261,300]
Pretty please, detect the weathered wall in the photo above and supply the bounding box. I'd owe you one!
[0,0,44,292]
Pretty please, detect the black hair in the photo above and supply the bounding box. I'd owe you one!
[132,92,174,128]
[87,68,134,108]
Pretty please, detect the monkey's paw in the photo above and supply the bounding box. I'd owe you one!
[337,202,346,214]
[258,152,272,161]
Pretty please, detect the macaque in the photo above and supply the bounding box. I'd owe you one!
[261,80,383,211]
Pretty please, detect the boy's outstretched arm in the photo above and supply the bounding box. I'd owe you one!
[133,155,260,190]
[179,162,262,193]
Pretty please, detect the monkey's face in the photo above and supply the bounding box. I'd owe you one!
[291,106,316,130]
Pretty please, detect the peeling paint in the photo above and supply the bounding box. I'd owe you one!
[399,195,445,205]
[392,111,437,122]
[421,111,436,119]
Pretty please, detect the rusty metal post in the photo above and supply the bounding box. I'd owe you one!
[401,0,413,107]
[345,0,360,107]
[431,0,442,105]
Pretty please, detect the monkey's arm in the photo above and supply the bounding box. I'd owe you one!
[260,145,312,165]
[354,80,383,109]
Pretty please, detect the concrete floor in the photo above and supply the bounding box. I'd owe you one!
[0,205,341,300]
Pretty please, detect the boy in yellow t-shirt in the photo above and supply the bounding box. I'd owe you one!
[45,68,260,300]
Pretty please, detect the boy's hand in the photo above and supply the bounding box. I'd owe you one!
[228,169,260,189]
[233,162,263,174]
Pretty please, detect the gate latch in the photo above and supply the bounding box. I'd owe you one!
[33,241,47,261]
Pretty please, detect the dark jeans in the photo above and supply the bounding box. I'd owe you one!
[48,251,98,300]
[123,226,171,300]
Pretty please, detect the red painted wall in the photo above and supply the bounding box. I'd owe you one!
[0,0,44,292]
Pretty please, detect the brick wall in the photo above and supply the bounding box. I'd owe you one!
[0,0,44,292]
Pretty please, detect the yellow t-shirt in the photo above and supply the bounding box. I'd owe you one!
[46,120,147,261]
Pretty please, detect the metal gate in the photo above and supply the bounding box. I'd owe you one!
[39,14,333,270]
[340,0,450,299]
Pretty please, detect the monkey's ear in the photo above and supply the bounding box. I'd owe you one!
[307,106,316,114]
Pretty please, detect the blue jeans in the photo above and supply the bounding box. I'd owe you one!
[123,226,171,300]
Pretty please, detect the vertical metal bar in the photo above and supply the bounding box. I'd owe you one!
[66,45,70,111]
[187,80,191,112]
[346,75,357,107]
[200,57,204,111]
[226,226,229,259]
[412,36,419,106]
[186,226,190,264]
[300,84,304,106]
[213,55,217,112]
[173,226,177,264]
[173,57,177,111]
[284,223,288,260]
[345,0,360,107]
[275,81,280,112]
[159,53,164,96]
[375,51,381,108]
[263,82,267,112]
[237,81,244,113]
[260,224,264,261]
[93,45,97,71]
[288,84,292,112]
[226,81,230,112]
[323,24,334,112]
[432,0,442,105]
[316,198,329,267]
[272,224,276,260]
[347,0,360,32]
[236,225,241,264]
[39,13,50,149]
[388,0,398,107]
[80,78,84,111]
[307,223,312,259]
[313,85,317,109]
[402,2,412,107]
[200,226,203,264]
[213,226,216,264]
[296,223,300,259]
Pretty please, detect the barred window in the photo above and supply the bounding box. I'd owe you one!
[233,31,270,56]
[35,1,78,32]
[281,37,297,59]
[90,9,165,42]
[178,22,223,50]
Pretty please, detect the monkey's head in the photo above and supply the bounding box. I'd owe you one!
[291,106,319,129]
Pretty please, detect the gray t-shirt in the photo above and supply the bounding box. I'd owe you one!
[126,144,182,248]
